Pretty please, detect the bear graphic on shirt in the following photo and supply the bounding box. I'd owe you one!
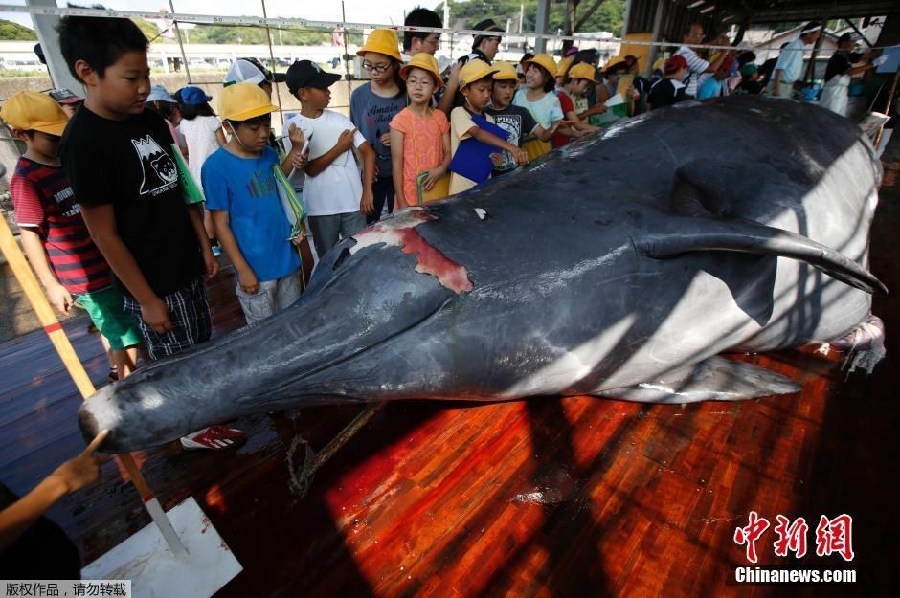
[131,135,178,196]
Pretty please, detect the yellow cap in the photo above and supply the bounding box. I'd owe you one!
[605,55,626,70]
[491,61,518,81]
[459,58,498,88]
[556,55,574,78]
[1,91,68,137]
[567,62,598,82]
[399,53,444,87]
[357,29,401,61]
[217,82,279,122]
[523,53,557,79]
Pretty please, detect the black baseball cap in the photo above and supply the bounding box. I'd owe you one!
[472,18,503,50]
[286,60,342,94]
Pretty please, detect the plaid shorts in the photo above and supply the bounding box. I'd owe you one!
[123,276,212,361]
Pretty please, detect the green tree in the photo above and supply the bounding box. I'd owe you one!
[132,18,161,42]
[0,18,37,41]
[186,24,332,46]
[436,0,624,40]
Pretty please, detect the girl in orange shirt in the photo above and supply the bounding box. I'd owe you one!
[390,54,451,208]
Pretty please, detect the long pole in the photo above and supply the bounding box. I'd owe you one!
[0,215,188,557]
[168,0,192,83]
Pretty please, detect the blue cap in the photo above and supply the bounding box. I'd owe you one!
[180,86,212,106]
[146,84,175,103]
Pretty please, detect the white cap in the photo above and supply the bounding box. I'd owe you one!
[223,57,286,86]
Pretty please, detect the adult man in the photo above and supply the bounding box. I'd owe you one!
[674,23,731,99]
[770,22,822,99]
[402,7,442,61]
[819,33,878,116]
[439,18,504,115]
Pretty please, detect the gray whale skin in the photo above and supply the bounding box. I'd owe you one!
[81,97,887,452]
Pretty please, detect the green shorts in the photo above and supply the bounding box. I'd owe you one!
[75,286,143,350]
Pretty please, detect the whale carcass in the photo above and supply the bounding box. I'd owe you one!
[81,97,887,452]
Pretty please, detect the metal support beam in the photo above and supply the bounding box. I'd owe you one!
[26,0,83,95]
[645,0,666,78]
[534,0,550,54]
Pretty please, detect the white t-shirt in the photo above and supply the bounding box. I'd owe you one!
[177,115,222,186]
[674,45,710,98]
[283,110,366,217]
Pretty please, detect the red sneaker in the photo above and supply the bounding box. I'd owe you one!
[180,425,246,450]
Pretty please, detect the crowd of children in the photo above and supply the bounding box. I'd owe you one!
[0,12,801,453]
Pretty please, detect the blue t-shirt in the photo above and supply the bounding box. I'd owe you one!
[202,146,300,282]
[697,77,727,100]
[349,82,406,179]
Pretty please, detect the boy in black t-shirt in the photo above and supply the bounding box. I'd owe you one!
[485,62,550,177]
[57,13,244,450]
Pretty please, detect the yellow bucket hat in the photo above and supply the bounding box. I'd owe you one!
[523,53,557,79]
[459,58,498,88]
[556,55,574,78]
[399,53,444,87]
[491,61,518,81]
[357,29,401,61]
[567,62,598,82]
[604,55,626,70]
[1,91,68,136]
[217,82,279,122]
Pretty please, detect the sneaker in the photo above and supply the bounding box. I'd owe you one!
[107,367,119,384]
[180,425,246,450]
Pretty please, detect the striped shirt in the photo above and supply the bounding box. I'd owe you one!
[674,45,710,98]
[11,157,112,294]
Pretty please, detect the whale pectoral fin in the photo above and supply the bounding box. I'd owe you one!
[637,215,888,295]
[591,356,801,404]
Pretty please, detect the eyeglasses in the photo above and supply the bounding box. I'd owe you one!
[362,61,392,74]
[423,35,441,48]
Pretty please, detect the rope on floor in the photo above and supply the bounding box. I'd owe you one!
[286,403,386,497]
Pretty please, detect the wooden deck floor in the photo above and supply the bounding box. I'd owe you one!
[2,139,898,596]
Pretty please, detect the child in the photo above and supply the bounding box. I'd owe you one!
[450,58,528,195]
[552,62,600,148]
[512,54,567,159]
[177,86,226,254]
[647,55,688,111]
[283,60,375,258]
[350,29,406,223]
[49,88,82,118]
[390,53,451,208]
[697,56,735,100]
[3,91,142,383]
[145,83,186,155]
[485,61,550,178]
[57,13,243,450]
[202,83,306,325]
